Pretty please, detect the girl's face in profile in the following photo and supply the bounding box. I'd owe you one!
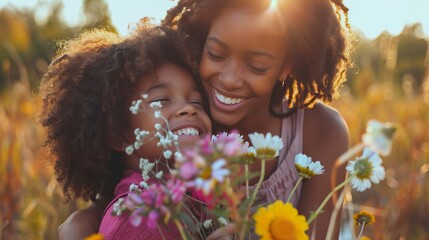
[199,7,290,127]
[127,63,212,163]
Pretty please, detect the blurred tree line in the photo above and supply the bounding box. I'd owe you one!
[1,0,428,96]
[347,23,429,99]
[0,0,116,93]
[0,1,116,239]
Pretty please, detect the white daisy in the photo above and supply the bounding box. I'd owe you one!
[346,147,385,192]
[362,119,396,156]
[248,132,284,160]
[294,153,324,179]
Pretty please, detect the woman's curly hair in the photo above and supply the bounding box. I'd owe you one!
[163,0,352,116]
[39,24,196,202]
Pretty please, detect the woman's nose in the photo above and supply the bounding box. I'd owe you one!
[218,60,244,90]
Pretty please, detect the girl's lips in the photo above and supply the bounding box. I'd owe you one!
[173,127,200,136]
[170,122,207,141]
[211,89,249,112]
[172,125,205,147]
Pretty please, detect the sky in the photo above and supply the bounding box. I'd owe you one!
[1,0,429,40]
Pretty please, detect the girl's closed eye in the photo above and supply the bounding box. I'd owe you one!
[148,97,171,105]
[189,99,204,107]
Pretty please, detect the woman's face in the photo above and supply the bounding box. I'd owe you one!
[199,7,289,127]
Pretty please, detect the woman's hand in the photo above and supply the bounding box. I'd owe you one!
[206,224,236,240]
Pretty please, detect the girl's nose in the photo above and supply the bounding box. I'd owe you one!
[175,102,197,117]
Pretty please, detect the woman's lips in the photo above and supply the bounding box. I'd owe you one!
[212,89,248,112]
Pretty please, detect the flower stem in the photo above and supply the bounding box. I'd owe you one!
[337,143,365,165]
[307,176,352,224]
[287,177,303,203]
[238,160,266,240]
[325,186,349,240]
[156,224,167,240]
[356,223,366,240]
[174,219,188,240]
[245,164,249,198]
[331,143,364,202]
[249,160,266,207]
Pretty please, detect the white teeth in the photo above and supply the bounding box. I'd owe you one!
[175,128,200,136]
[214,90,245,105]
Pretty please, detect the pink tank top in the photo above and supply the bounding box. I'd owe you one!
[99,170,181,240]
[249,108,304,209]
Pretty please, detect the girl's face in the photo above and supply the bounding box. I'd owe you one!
[200,8,288,127]
[127,63,212,162]
[199,7,290,127]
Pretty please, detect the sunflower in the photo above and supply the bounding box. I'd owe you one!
[253,200,308,240]
[85,233,104,240]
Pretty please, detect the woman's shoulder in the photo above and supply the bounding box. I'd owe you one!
[302,102,349,158]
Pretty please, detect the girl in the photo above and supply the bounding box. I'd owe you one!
[162,0,350,238]
[60,0,351,238]
[40,25,212,239]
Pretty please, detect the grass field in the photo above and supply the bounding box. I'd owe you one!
[1,42,428,240]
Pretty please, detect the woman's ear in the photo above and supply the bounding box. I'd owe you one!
[279,65,292,83]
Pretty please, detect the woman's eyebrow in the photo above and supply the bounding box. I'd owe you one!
[207,36,229,49]
[246,50,275,59]
[208,36,274,59]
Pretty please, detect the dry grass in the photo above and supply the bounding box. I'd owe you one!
[1,38,428,239]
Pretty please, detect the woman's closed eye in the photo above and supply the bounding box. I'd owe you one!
[207,49,225,61]
[247,63,269,74]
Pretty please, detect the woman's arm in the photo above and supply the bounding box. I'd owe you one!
[300,103,349,239]
[58,198,109,240]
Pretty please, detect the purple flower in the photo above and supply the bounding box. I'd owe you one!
[199,135,214,154]
[129,208,144,227]
[179,162,199,180]
[147,210,160,229]
[167,179,186,204]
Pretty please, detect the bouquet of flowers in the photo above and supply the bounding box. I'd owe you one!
[111,94,396,240]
